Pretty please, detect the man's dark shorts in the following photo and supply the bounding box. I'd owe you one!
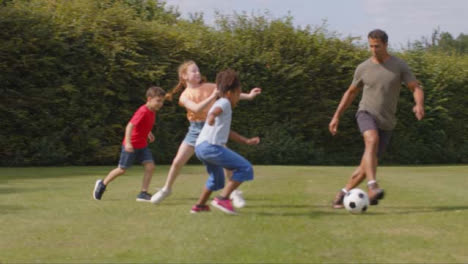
[356,111,392,159]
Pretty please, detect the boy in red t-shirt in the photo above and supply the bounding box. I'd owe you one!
[93,86,166,202]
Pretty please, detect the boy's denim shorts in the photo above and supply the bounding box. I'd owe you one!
[118,146,154,169]
[356,110,392,158]
[183,121,205,146]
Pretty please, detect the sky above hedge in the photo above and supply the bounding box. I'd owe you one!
[164,0,467,49]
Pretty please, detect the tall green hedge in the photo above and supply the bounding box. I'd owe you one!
[1,0,467,166]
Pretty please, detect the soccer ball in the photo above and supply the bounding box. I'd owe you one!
[344,188,369,214]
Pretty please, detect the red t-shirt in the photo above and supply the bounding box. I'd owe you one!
[122,105,156,149]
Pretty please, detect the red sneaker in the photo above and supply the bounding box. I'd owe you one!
[211,197,237,215]
[190,204,211,214]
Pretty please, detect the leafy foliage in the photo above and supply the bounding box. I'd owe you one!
[0,0,467,165]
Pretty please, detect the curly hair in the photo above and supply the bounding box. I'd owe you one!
[216,69,240,96]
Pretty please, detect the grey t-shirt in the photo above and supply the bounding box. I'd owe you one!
[352,56,417,130]
[196,98,232,146]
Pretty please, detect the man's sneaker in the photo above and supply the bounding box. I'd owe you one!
[151,188,171,204]
[332,189,346,209]
[230,190,246,208]
[190,204,211,214]
[93,179,106,200]
[136,191,152,202]
[211,197,237,215]
[368,182,385,205]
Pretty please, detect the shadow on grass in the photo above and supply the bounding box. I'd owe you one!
[0,187,38,195]
[247,204,346,218]
[247,204,468,218]
[0,187,21,194]
[0,204,24,214]
[0,166,113,183]
[371,205,468,215]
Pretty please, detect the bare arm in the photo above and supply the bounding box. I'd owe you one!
[206,106,223,126]
[207,107,260,145]
[124,122,134,152]
[329,84,362,136]
[148,131,155,143]
[240,87,262,100]
[229,130,260,145]
[180,89,218,113]
[407,81,425,120]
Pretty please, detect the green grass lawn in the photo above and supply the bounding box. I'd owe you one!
[1,165,467,263]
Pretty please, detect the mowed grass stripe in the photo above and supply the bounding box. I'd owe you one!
[0,165,467,263]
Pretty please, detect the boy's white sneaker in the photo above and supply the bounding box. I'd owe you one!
[230,190,246,208]
[151,188,171,204]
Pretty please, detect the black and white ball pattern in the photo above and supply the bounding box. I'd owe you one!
[343,188,369,214]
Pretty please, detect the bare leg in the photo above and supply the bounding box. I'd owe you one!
[151,144,194,204]
[345,166,365,191]
[220,179,242,199]
[224,169,233,180]
[141,162,155,192]
[333,130,380,208]
[344,157,379,191]
[223,169,246,208]
[344,157,376,189]
[195,187,213,206]
[360,130,385,202]
[361,130,379,181]
[103,167,126,185]
[163,142,195,190]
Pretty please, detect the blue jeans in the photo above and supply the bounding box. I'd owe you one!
[195,141,254,191]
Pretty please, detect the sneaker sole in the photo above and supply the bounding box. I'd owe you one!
[136,198,152,203]
[211,200,237,215]
[190,209,210,214]
[93,180,102,200]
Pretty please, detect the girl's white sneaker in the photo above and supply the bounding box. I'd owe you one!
[230,190,246,208]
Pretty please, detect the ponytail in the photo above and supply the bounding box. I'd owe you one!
[165,80,185,101]
[165,60,208,101]
[165,60,196,101]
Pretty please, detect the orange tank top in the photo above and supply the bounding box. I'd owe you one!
[179,83,216,122]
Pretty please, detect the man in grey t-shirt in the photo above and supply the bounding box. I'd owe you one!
[329,29,425,208]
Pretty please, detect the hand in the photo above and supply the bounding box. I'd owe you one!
[246,137,260,145]
[413,104,425,120]
[125,143,134,153]
[248,87,262,99]
[329,117,339,136]
[207,115,215,126]
[148,132,155,143]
